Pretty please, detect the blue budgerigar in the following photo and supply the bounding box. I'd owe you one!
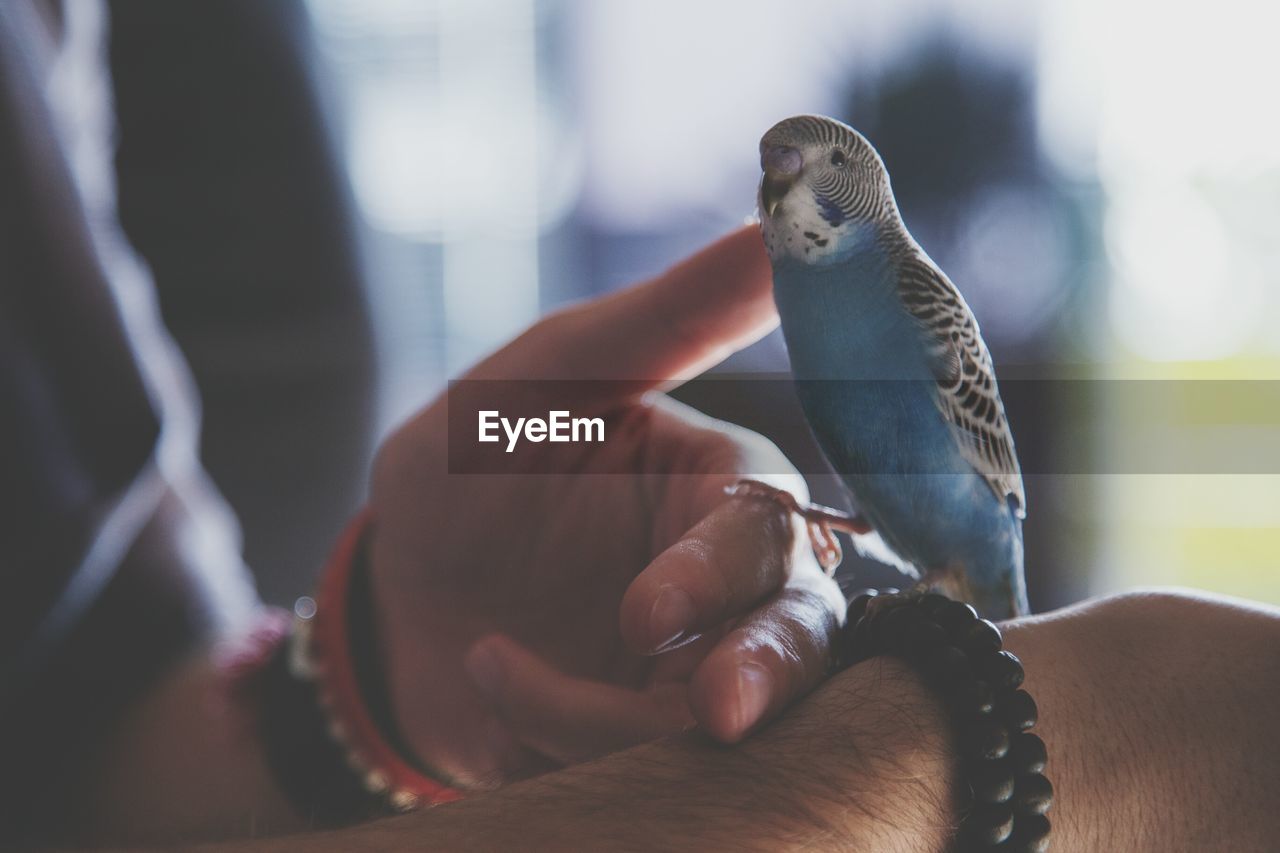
[748,114,1028,620]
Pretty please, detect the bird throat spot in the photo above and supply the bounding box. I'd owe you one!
[816,195,847,227]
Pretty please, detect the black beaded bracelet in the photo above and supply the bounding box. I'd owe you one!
[838,590,1053,853]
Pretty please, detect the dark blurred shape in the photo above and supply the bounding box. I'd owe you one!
[848,35,1040,214]
[842,34,1081,358]
[108,0,376,603]
[1,0,262,836]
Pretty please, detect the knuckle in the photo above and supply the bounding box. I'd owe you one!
[734,499,798,576]
[751,591,841,681]
[758,505,798,571]
[752,627,812,696]
[788,586,844,641]
[669,538,734,610]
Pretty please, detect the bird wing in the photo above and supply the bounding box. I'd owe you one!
[894,249,1027,518]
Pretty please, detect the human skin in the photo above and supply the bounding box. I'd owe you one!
[81,589,1280,851]
[367,227,847,784]
[62,230,1280,849]
[67,228,845,839]
[362,589,1280,853]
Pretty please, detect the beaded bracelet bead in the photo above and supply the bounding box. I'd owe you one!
[838,589,1053,853]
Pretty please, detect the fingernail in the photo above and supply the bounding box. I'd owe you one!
[735,662,773,734]
[648,585,696,652]
[465,643,504,698]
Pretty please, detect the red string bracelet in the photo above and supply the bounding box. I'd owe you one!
[305,508,463,811]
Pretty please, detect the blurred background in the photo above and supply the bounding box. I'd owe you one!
[108,0,1280,609]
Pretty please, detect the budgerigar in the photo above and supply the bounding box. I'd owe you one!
[750,114,1027,620]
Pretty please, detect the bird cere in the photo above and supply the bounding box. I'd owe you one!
[745,114,1028,620]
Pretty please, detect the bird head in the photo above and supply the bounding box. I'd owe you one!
[758,115,896,265]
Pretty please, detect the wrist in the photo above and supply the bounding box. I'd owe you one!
[299,511,463,811]
[813,656,958,852]
[367,524,521,789]
[74,650,305,844]
[995,590,1280,853]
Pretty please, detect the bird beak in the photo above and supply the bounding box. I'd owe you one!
[760,173,796,217]
[760,144,802,217]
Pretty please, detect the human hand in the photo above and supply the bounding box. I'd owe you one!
[368,228,845,787]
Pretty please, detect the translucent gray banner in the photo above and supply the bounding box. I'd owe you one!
[445,378,1280,475]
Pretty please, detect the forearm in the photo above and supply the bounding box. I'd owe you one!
[191,658,955,853]
[1002,589,1280,852]
[74,654,939,852]
[68,588,1280,852]
[72,651,303,844]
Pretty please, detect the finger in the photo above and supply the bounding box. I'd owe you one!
[634,395,816,549]
[688,575,845,744]
[619,489,809,656]
[464,635,694,765]
[467,227,775,388]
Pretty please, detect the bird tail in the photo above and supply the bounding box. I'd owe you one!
[847,529,921,580]
[920,563,1025,622]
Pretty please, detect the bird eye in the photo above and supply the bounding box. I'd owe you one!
[830,150,847,167]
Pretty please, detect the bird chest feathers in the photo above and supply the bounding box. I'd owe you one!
[772,246,931,380]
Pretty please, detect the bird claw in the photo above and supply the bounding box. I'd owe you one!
[805,518,844,575]
[727,479,872,575]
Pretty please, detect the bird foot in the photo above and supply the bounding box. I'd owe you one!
[918,565,964,597]
[727,479,872,575]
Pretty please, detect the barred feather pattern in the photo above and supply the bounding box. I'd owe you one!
[759,115,893,224]
[889,239,1027,518]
